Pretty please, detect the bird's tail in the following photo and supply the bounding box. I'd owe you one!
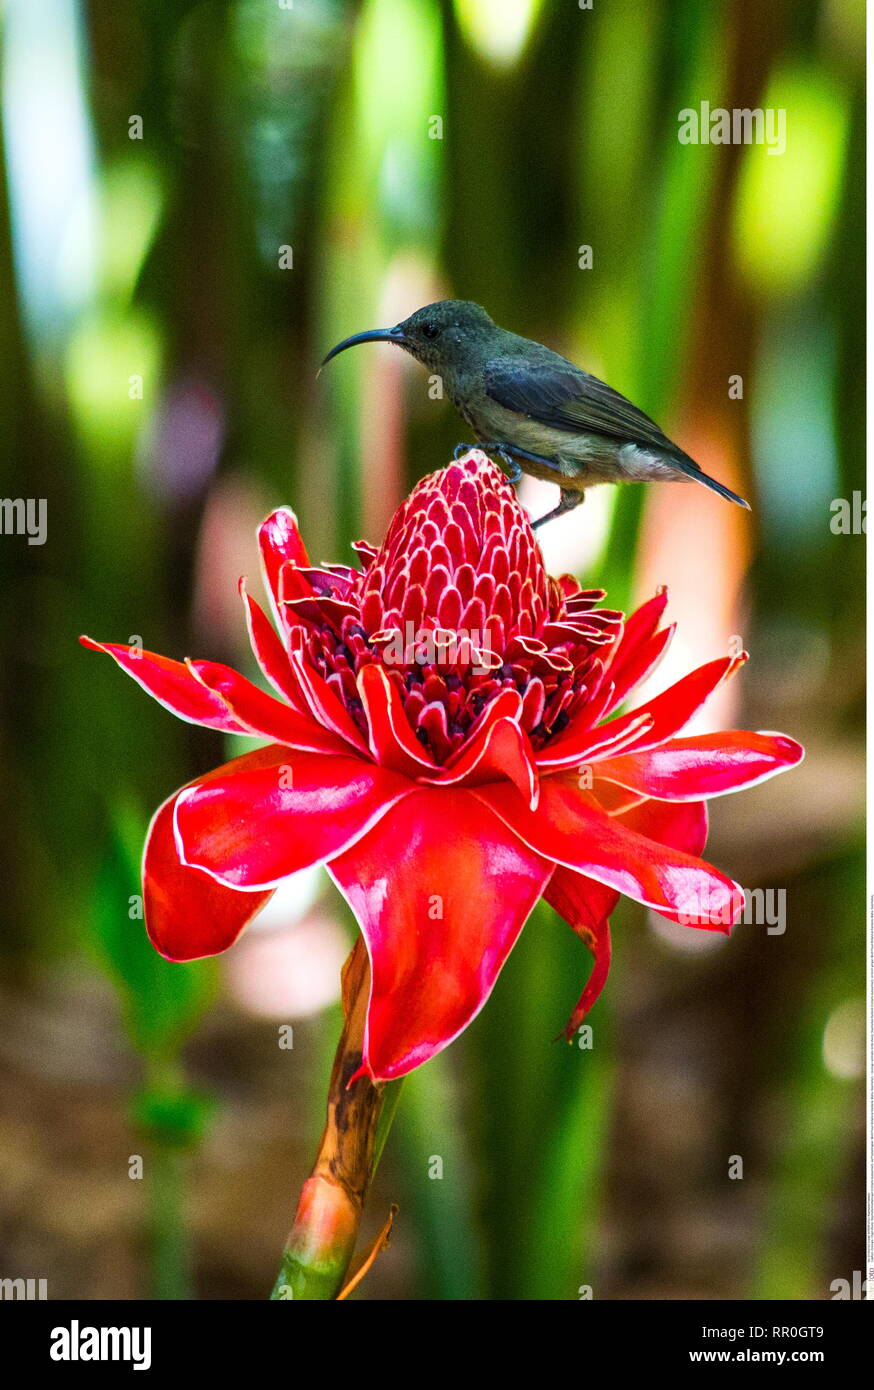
[670,454,750,509]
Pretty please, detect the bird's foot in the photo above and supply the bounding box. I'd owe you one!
[493,448,522,483]
[454,440,523,482]
[473,442,522,483]
[499,454,523,484]
[487,442,564,476]
[530,487,585,531]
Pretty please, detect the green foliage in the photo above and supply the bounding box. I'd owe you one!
[89,804,217,1060]
[130,1085,216,1151]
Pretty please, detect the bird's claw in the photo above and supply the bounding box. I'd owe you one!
[454,440,522,483]
[475,442,522,483]
[496,450,522,484]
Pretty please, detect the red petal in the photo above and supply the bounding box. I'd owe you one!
[143,746,286,959]
[145,792,272,961]
[546,868,618,939]
[358,664,438,778]
[535,710,654,772]
[476,776,743,927]
[328,788,552,1081]
[287,651,371,754]
[259,507,309,626]
[540,651,746,773]
[239,578,302,706]
[186,658,350,752]
[595,731,804,800]
[619,796,709,857]
[615,653,748,753]
[174,745,413,888]
[590,778,646,815]
[81,637,249,733]
[545,867,616,1037]
[612,590,669,663]
[547,789,716,1039]
[545,795,712,1036]
[81,634,352,752]
[603,622,675,714]
[436,699,538,806]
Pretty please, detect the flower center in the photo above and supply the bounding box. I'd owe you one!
[284,457,622,763]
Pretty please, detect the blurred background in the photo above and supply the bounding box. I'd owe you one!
[0,0,864,1300]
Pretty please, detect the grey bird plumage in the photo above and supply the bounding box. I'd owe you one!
[322,299,749,528]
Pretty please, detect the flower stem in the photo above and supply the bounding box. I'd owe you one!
[270,937,396,1301]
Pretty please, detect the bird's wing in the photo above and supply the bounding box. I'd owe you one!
[483,355,690,462]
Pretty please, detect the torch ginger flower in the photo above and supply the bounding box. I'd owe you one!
[82,455,802,1080]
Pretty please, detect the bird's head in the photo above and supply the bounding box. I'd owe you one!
[321,300,494,376]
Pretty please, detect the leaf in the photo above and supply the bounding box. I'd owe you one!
[130,1084,216,1150]
[89,800,217,1057]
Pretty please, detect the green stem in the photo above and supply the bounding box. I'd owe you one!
[270,939,401,1301]
[150,1142,188,1300]
[373,1076,404,1172]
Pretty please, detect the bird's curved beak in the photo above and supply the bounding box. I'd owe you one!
[320,326,407,372]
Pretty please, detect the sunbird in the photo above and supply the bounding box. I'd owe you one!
[322,299,749,528]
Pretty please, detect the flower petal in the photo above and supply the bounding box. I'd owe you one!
[611,589,669,663]
[186,658,347,752]
[259,507,309,627]
[357,664,438,778]
[144,751,280,960]
[548,796,708,928]
[175,745,413,888]
[619,796,709,857]
[615,652,748,753]
[540,651,747,773]
[475,776,742,927]
[435,701,538,807]
[287,650,371,755]
[594,731,804,800]
[239,577,302,707]
[589,778,646,816]
[545,795,712,1037]
[603,622,675,714]
[81,637,250,733]
[534,709,654,772]
[327,788,552,1080]
[600,590,673,717]
[545,867,616,1038]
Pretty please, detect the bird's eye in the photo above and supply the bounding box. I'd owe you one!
[421,321,440,339]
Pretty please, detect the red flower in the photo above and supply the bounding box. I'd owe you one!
[82,455,802,1081]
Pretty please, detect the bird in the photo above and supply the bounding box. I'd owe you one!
[321,299,749,528]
